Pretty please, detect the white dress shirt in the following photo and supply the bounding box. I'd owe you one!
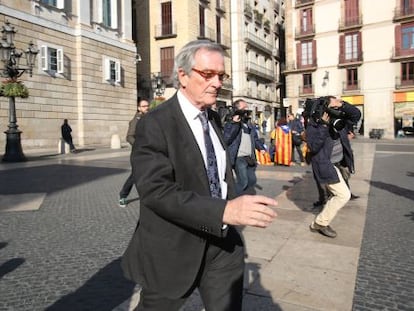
[177,90,228,200]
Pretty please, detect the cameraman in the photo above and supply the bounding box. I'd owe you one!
[224,99,266,195]
[306,96,361,238]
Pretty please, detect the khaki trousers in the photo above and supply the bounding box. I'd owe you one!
[315,166,351,226]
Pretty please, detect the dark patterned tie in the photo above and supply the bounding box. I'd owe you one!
[199,112,222,199]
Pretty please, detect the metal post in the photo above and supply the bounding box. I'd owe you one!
[3,96,26,162]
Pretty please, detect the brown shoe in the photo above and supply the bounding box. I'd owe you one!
[310,222,337,238]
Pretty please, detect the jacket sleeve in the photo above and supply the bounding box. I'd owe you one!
[126,116,138,146]
[252,125,265,150]
[341,101,361,127]
[223,122,241,145]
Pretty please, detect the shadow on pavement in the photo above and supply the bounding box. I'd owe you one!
[45,258,135,311]
[0,258,25,279]
[368,180,414,201]
[243,262,282,310]
[0,164,126,195]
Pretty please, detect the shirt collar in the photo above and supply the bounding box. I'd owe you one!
[177,90,204,122]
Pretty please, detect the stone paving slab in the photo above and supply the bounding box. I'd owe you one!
[0,193,45,212]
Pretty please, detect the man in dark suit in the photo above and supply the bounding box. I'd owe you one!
[121,40,277,311]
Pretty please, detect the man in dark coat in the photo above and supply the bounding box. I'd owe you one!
[121,40,277,311]
[306,96,361,238]
[118,99,150,207]
[61,119,76,152]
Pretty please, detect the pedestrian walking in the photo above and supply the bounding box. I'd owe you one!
[118,99,150,208]
[306,96,361,238]
[121,40,277,311]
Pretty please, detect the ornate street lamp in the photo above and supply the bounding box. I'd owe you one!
[151,72,166,97]
[0,21,39,162]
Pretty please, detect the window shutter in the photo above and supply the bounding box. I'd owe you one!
[96,0,103,23]
[395,25,401,55]
[312,40,317,66]
[339,35,345,62]
[296,42,301,68]
[111,0,118,28]
[115,61,121,83]
[57,49,64,73]
[56,0,64,9]
[41,45,48,70]
[104,58,111,80]
[357,32,362,60]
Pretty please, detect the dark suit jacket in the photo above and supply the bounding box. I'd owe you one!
[121,93,241,299]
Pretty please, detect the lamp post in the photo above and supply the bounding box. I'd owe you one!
[151,72,166,98]
[0,21,38,162]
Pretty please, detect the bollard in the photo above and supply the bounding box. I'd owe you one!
[111,134,121,149]
[58,138,70,154]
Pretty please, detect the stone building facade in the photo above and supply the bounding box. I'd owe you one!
[0,0,137,150]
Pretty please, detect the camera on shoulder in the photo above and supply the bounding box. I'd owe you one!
[233,109,252,123]
[304,96,347,132]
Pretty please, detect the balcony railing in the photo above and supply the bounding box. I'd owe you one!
[295,24,315,39]
[338,14,363,31]
[338,51,363,66]
[342,81,360,93]
[391,46,414,61]
[394,5,414,22]
[299,84,314,96]
[395,76,414,89]
[244,30,273,55]
[154,23,177,38]
[245,61,275,81]
[295,0,314,9]
[297,58,317,70]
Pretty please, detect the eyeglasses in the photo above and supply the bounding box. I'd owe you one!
[191,68,230,82]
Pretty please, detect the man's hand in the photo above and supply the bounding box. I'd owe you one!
[223,195,277,228]
[321,111,330,124]
[232,115,241,122]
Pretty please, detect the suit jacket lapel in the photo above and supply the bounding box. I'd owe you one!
[170,96,210,191]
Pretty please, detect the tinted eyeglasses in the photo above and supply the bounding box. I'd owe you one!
[191,68,230,82]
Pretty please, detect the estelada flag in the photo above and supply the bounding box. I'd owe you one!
[274,125,292,166]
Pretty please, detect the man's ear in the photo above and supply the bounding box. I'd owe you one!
[177,68,188,88]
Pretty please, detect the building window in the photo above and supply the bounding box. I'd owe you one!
[401,62,414,83]
[100,0,118,28]
[345,33,358,60]
[103,57,121,84]
[40,45,64,73]
[216,16,222,44]
[199,5,205,37]
[160,47,174,86]
[344,0,359,26]
[301,41,313,66]
[402,0,414,15]
[300,8,312,33]
[303,73,312,88]
[346,68,358,89]
[161,1,172,35]
[302,73,313,94]
[40,0,64,8]
[402,24,414,50]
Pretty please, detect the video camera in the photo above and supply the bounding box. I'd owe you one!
[232,109,252,123]
[303,97,347,132]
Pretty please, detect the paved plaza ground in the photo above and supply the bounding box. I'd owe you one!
[0,138,413,311]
